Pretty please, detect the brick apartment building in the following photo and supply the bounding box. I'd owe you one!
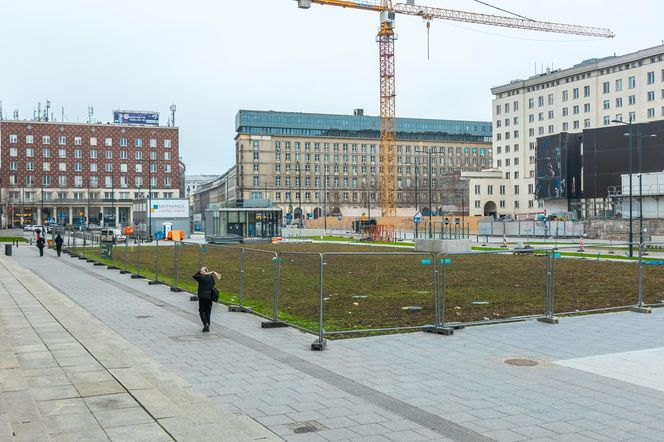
[0,119,181,228]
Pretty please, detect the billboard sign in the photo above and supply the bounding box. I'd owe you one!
[149,199,189,218]
[113,110,159,126]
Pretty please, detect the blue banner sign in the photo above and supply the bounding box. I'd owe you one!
[440,258,453,265]
[113,111,159,126]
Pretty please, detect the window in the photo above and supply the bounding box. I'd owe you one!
[603,81,610,94]
[150,151,157,160]
[628,76,636,89]
[25,135,33,144]
[628,95,636,105]
[105,150,112,159]
[57,148,65,158]
[9,148,17,157]
[120,138,127,147]
[603,100,610,110]
[58,176,67,187]
[573,105,579,114]
[538,96,544,106]
[616,97,623,108]
[584,103,591,112]
[648,71,655,84]
[164,139,172,148]
[74,149,82,158]
[648,108,656,118]
[562,122,569,131]
[120,164,128,173]
[8,161,17,170]
[74,163,82,172]
[135,164,142,173]
[120,150,128,159]
[90,163,97,172]
[562,107,569,116]
[58,162,66,171]
[105,176,112,188]
[616,79,623,91]
[26,162,34,171]
[547,94,554,105]
[474,185,480,195]
[584,118,591,128]
[74,176,83,188]
[90,137,97,146]
[487,185,493,195]
[573,120,580,129]
[26,148,34,157]
[74,137,82,145]
[603,116,610,125]
[150,138,157,148]
[135,138,142,147]
[164,152,171,160]
[104,138,112,146]
[105,163,113,172]
[90,149,97,159]
[8,134,17,143]
[572,88,579,99]
[648,91,655,101]
[474,201,481,209]
[584,85,590,97]
[42,136,50,144]
[58,136,66,145]
[562,90,568,102]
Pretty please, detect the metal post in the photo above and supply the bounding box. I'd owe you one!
[311,253,327,350]
[424,253,453,335]
[198,244,203,269]
[154,239,159,282]
[174,242,179,287]
[240,249,245,307]
[628,121,634,257]
[261,252,287,328]
[433,254,440,325]
[631,243,651,313]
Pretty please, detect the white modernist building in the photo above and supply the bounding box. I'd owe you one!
[491,44,664,216]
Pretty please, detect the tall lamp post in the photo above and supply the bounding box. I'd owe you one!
[427,147,433,239]
[414,157,419,239]
[297,161,303,228]
[611,117,634,257]
[635,128,657,245]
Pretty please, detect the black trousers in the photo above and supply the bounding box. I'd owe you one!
[38,246,44,256]
[56,247,62,257]
[198,298,212,326]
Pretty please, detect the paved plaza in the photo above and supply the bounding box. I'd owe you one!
[2,244,664,441]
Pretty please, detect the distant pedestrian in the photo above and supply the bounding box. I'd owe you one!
[193,267,221,332]
[36,235,46,257]
[55,234,64,257]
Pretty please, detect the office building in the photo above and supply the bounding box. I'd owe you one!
[492,44,664,215]
[0,117,181,228]
[234,109,493,219]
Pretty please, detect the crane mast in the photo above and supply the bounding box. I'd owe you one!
[294,0,614,217]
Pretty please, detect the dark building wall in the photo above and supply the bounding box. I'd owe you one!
[583,121,664,198]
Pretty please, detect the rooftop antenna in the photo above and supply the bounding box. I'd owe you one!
[37,102,41,121]
[44,99,51,122]
[13,109,19,120]
[87,105,94,124]
[0,100,3,121]
[170,104,177,127]
[61,107,64,122]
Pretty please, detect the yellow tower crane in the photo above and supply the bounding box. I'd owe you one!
[294,0,614,217]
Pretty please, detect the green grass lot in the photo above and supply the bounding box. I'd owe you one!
[0,237,27,242]
[72,242,664,335]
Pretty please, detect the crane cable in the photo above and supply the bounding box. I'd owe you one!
[471,0,534,21]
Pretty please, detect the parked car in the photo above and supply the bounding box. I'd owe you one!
[23,224,33,232]
[114,234,127,243]
[100,229,116,243]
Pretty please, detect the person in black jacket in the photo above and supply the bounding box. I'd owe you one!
[193,267,221,332]
[36,235,46,257]
[55,234,64,257]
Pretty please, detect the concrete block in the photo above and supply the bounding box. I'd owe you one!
[414,239,472,254]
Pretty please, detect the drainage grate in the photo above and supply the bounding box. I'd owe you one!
[505,358,539,366]
[135,315,153,319]
[288,420,327,434]
[169,334,223,342]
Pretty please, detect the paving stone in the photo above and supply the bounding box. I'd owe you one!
[93,406,154,429]
[84,393,139,412]
[104,422,173,441]
[37,398,89,416]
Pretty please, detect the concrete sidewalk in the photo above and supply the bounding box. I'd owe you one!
[8,244,664,441]
[0,253,280,441]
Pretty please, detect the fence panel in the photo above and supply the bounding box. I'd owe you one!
[642,242,664,305]
[320,252,436,335]
[553,243,639,314]
[176,243,204,293]
[204,245,243,305]
[277,251,321,332]
[443,250,547,324]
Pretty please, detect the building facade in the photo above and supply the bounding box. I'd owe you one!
[0,119,181,228]
[191,167,237,231]
[235,110,493,219]
[492,44,664,216]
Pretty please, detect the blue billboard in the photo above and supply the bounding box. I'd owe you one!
[113,111,159,126]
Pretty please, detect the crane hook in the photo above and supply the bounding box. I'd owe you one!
[425,19,431,60]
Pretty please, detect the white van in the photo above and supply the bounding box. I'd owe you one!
[100,229,116,243]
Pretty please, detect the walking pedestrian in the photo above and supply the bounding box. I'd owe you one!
[36,235,46,257]
[193,267,221,332]
[55,234,64,257]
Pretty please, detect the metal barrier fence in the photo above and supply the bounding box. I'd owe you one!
[66,240,664,350]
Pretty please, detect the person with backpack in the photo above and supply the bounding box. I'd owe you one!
[193,267,221,332]
[55,234,64,257]
[36,235,46,257]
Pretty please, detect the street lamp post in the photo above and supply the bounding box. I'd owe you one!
[428,148,433,239]
[636,128,657,245]
[297,161,303,228]
[414,159,419,239]
[611,117,634,257]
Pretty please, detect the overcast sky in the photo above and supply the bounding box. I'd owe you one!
[1,0,662,174]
